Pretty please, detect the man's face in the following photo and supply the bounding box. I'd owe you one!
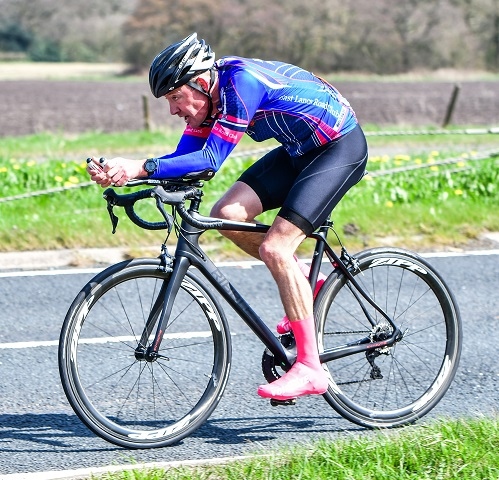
[164,84,209,128]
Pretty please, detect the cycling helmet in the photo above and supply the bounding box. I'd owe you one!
[149,33,215,98]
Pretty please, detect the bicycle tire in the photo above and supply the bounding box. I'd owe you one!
[315,247,462,428]
[59,258,232,448]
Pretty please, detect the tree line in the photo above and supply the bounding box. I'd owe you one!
[1,0,498,74]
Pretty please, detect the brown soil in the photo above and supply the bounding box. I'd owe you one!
[1,79,498,137]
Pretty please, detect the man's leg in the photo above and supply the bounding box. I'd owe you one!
[276,258,327,334]
[257,216,328,399]
[210,181,265,259]
[212,187,328,399]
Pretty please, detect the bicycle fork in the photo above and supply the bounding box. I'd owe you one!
[134,253,187,363]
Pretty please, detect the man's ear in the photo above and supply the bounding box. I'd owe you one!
[195,76,209,93]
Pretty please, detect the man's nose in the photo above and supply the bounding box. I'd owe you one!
[169,103,180,115]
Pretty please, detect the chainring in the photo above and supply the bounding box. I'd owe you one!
[261,333,296,383]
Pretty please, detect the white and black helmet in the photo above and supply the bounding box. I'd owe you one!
[149,33,215,98]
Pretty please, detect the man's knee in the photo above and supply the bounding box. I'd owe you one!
[210,200,248,222]
[259,237,288,269]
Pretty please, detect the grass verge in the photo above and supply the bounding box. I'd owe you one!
[95,416,499,480]
[0,128,497,258]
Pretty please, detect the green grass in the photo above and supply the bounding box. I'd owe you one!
[0,128,497,257]
[95,417,499,480]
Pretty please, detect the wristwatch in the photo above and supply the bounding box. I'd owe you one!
[143,157,158,176]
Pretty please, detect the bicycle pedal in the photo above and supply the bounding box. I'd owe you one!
[270,398,297,406]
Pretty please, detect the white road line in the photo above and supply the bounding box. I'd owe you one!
[422,249,499,258]
[0,331,214,350]
[0,249,497,279]
[0,455,262,480]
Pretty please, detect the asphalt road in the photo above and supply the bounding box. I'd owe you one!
[0,251,498,477]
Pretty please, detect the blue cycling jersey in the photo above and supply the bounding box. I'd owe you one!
[152,57,358,179]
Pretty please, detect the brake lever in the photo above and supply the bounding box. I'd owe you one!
[103,190,120,234]
[155,196,174,234]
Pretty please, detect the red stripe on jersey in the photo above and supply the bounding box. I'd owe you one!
[220,113,246,125]
[185,125,211,138]
[212,122,244,144]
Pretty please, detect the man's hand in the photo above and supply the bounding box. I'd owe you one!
[86,157,147,187]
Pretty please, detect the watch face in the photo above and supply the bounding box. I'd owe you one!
[145,159,157,174]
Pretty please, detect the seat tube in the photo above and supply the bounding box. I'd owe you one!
[309,220,329,291]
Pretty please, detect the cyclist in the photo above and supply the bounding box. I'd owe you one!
[87,33,368,402]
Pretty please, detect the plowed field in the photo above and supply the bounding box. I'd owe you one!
[1,79,498,137]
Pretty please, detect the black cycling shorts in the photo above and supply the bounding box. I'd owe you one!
[238,124,368,236]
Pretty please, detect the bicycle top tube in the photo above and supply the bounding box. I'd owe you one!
[102,175,335,237]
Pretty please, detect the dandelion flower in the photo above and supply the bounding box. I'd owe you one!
[385,200,394,208]
[68,176,79,184]
[430,165,439,171]
[454,189,463,196]
[54,176,63,182]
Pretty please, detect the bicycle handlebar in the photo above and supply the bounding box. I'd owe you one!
[102,172,223,233]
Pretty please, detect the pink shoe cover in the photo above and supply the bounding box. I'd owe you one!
[261,315,329,400]
[276,316,292,334]
[257,362,328,400]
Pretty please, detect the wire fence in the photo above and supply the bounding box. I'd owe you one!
[0,128,497,204]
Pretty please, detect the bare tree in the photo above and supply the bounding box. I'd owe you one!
[1,0,498,72]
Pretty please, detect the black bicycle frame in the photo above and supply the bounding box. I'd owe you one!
[143,200,402,369]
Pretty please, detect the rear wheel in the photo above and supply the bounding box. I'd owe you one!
[59,258,231,448]
[316,247,462,428]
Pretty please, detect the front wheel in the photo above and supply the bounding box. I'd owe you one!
[316,247,462,428]
[59,258,232,448]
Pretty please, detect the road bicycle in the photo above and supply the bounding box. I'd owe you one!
[58,170,462,449]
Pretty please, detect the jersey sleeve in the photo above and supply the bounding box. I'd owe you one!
[151,69,266,179]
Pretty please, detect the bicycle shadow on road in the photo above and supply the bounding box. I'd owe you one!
[0,412,364,452]
[0,412,118,452]
[191,414,364,445]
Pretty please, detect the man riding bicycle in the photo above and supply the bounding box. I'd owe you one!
[88,33,368,401]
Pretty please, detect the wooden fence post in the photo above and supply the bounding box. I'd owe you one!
[142,94,151,131]
[442,84,460,128]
